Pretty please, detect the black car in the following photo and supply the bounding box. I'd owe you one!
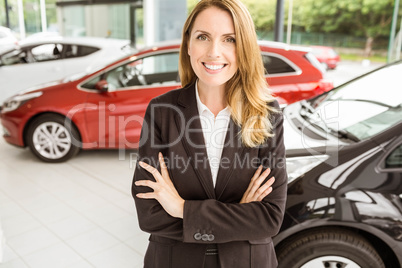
[274,60,402,268]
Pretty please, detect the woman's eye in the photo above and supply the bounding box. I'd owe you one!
[197,35,208,41]
[226,37,236,43]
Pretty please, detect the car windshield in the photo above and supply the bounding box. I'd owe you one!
[310,61,402,140]
[62,71,88,83]
[62,61,115,83]
[0,49,25,65]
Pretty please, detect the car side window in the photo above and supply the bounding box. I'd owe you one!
[64,45,99,58]
[385,144,402,169]
[115,52,180,89]
[262,54,296,75]
[0,49,31,65]
[124,52,180,86]
[81,52,180,91]
[31,44,63,61]
[119,52,180,88]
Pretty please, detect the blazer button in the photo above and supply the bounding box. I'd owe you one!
[208,234,215,241]
[201,234,209,241]
[194,233,202,241]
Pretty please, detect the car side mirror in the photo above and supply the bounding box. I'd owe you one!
[95,80,109,92]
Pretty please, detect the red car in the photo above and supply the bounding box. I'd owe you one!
[310,45,341,70]
[0,40,332,162]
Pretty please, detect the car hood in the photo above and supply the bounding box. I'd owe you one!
[283,119,331,150]
[283,103,346,152]
[3,79,71,104]
[18,81,62,96]
[11,70,89,99]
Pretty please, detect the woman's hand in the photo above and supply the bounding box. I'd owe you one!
[240,165,275,204]
[135,152,185,219]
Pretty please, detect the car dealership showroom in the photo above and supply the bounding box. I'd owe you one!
[1,0,402,267]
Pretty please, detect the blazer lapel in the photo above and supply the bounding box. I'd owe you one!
[214,119,245,200]
[174,84,216,199]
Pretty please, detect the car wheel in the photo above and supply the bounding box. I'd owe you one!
[26,114,80,163]
[276,228,385,268]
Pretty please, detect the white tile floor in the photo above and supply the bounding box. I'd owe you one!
[0,130,148,268]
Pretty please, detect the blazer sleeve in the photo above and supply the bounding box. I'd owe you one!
[132,97,184,241]
[182,102,288,244]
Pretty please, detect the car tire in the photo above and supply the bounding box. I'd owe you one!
[26,114,80,163]
[276,228,385,268]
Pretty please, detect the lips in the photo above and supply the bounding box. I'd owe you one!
[203,63,226,70]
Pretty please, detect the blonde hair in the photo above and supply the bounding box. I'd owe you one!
[179,0,277,147]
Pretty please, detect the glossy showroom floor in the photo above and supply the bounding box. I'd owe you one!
[0,129,148,268]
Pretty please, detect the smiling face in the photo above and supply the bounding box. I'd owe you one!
[187,6,238,92]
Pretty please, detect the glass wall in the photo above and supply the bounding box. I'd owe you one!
[59,3,142,42]
[0,0,19,31]
[1,0,184,45]
[61,5,85,36]
[108,4,130,39]
[0,0,58,35]
[144,0,186,45]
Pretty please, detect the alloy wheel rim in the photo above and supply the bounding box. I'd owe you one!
[301,256,361,268]
[32,122,72,159]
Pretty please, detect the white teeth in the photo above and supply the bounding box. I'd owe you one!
[203,63,225,70]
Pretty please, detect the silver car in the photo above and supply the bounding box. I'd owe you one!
[0,36,132,103]
[0,26,18,54]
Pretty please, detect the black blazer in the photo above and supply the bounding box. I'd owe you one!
[132,83,287,268]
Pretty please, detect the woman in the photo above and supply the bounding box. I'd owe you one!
[132,0,287,267]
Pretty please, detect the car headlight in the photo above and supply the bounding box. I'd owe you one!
[286,155,329,183]
[1,92,43,113]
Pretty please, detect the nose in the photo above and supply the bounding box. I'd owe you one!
[207,40,221,58]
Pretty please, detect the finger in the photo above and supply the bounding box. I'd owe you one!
[136,192,157,199]
[254,168,271,186]
[262,167,271,177]
[158,152,177,190]
[264,176,275,188]
[252,176,274,200]
[139,161,162,182]
[256,187,273,202]
[158,152,169,179]
[249,168,271,197]
[244,165,263,197]
[135,180,158,189]
[250,165,263,182]
[253,184,269,200]
[254,177,274,200]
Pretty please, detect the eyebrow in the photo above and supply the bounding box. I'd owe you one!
[193,30,235,36]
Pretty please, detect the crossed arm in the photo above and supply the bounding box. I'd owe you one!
[135,152,276,219]
[132,98,287,243]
